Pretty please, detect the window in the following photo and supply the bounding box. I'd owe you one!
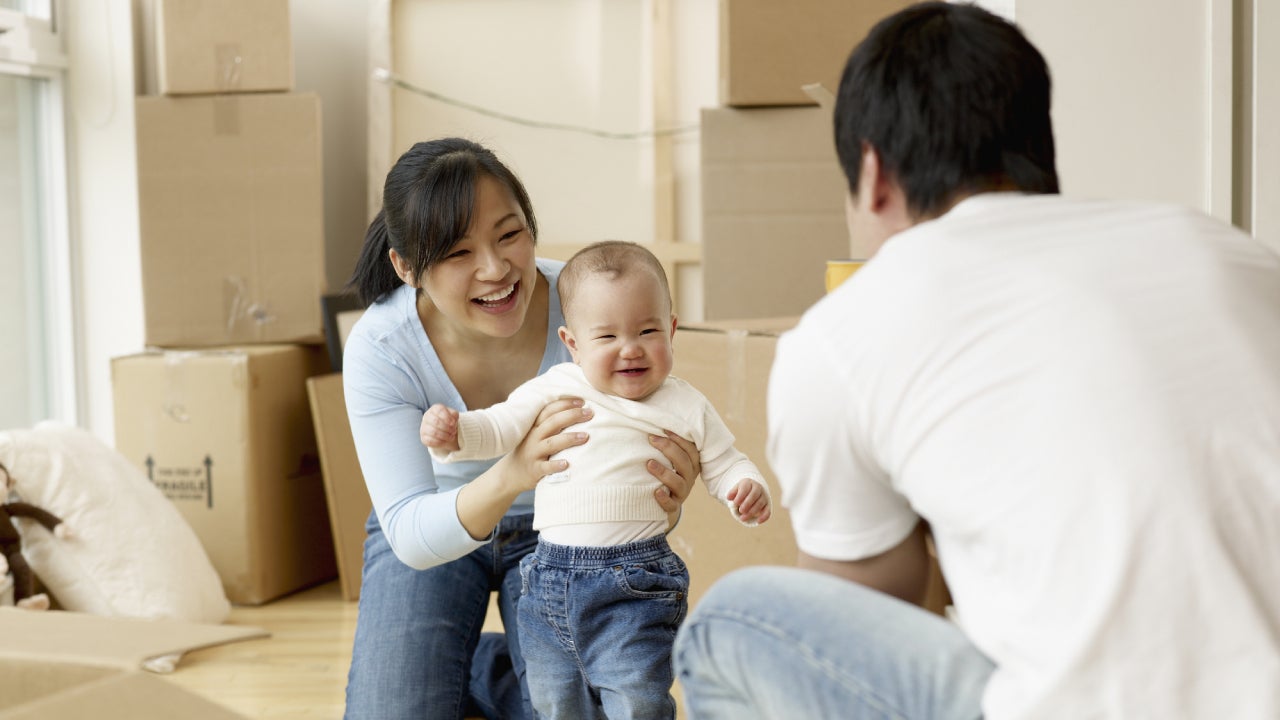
[0,3,75,428]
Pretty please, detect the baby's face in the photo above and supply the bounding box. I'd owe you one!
[559,270,676,401]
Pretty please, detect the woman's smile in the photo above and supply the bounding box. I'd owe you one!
[473,282,519,311]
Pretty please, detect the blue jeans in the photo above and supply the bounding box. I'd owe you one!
[345,511,540,720]
[518,535,689,720]
[673,567,994,720]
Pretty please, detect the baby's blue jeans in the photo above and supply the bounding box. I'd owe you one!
[518,535,689,720]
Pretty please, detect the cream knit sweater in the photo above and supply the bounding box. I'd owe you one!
[430,362,766,531]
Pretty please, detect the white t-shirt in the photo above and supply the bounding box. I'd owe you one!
[768,193,1280,720]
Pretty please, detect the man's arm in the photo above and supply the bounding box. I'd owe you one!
[797,520,930,606]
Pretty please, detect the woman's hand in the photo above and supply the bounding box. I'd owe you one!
[458,397,590,541]
[499,397,592,495]
[647,430,700,514]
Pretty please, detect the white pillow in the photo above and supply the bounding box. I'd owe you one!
[0,421,230,624]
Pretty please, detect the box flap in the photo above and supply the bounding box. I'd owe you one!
[0,668,248,719]
[0,608,268,669]
[307,373,372,602]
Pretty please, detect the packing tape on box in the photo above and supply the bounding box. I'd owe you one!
[801,83,836,109]
[215,43,244,92]
[212,96,240,136]
[223,276,277,338]
[725,329,748,423]
[162,351,201,423]
[162,350,250,420]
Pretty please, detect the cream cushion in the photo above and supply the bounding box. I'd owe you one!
[0,421,229,623]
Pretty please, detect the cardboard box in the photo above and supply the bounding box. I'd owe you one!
[138,0,293,95]
[701,106,853,321]
[306,373,372,602]
[719,0,914,106]
[135,92,326,347]
[0,606,266,719]
[111,345,338,605]
[668,318,801,610]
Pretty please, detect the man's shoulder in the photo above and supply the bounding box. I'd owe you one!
[936,192,1219,237]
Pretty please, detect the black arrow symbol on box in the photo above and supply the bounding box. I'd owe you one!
[204,455,214,509]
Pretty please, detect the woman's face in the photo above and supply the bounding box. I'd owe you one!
[419,174,538,339]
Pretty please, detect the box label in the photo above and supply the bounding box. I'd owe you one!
[145,455,215,509]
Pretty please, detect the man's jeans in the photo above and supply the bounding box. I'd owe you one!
[674,566,994,720]
[518,535,689,720]
[345,511,539,720]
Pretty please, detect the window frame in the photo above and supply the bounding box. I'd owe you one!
[0,2,79,424]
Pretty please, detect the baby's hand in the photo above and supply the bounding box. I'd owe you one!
[727,479,771,524]
[421,404,460,452]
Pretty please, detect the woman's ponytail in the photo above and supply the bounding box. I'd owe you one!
[345,209,403,307]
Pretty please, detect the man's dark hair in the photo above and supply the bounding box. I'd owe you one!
[835,2,1059,218]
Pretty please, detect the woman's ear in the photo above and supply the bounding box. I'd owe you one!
[557,326,581,363]
[388,248,418,288]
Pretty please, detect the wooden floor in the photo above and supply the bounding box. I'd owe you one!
[159,580,691,719]
[160,566,947,718]
[162,580,358,719]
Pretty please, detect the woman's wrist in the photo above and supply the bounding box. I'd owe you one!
[489,453,536,499]
[455,457,528,540]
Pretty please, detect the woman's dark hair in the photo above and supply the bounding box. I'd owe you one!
[346,138,538,307]
[834,2,1059,219]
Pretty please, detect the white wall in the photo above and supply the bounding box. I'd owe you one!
[1016,0,1232,219]
[292,0,371,292]
[388,0,719,321]
[67,1,144,445]
[392,0,654,248]
[669,0,719,321]
[1252,0,1278,241]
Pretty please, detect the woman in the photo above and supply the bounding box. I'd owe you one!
[342,138,699,719]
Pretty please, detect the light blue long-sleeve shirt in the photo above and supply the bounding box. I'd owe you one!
[342,258,569,569]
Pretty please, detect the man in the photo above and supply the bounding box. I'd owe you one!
[673,3,1280,719]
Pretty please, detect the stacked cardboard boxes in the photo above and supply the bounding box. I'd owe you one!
[702,0,914,320]
[115,0,336,605]
[134,0,324,347]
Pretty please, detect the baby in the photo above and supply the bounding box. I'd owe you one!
[421,240,770,719]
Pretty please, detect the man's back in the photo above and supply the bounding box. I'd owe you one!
[769,192,1280,718]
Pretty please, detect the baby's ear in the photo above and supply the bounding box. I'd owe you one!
[557,326,581,362]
